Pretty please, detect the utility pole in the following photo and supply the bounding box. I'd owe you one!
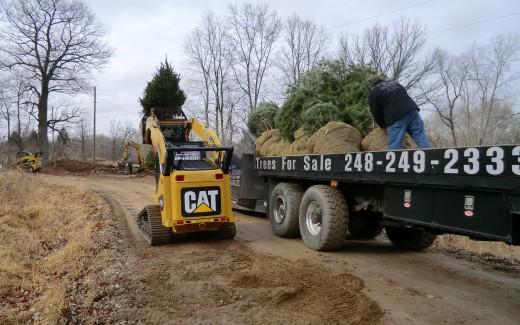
[93,86,96,166]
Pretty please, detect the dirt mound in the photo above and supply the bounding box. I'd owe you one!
[151,243,382,324]
[43,159,118,175]
[307,121,361,154]
[432,234,520,273]
[361,127,417,151]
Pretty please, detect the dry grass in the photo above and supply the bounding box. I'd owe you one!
[0,171,119,324]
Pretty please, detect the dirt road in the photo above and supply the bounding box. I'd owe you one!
[42,174,520,324]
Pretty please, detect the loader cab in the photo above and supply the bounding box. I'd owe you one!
[158,119,217,171]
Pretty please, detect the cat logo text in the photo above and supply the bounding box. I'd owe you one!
[181,187,221,217]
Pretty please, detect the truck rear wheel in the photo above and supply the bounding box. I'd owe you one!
[385,226,437,250]
[299,185,347,251]
[269,182,303,237]
[348,210,383,239]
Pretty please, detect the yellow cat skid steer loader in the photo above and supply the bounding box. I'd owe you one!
[14,151,42,173]
[137,108,236,245]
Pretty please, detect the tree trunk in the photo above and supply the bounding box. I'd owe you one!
[450,123,457,147]
[112,139,116,161]
[4,104,11,165]
[204,76,210,127]
[81,131,85,160]
[6,106,11,143]
[38,81,49,161]
[16,96,22,151]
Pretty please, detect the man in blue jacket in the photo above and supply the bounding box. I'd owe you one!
[368,77,430,150]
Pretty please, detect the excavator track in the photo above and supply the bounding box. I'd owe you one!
[137,205,172,246]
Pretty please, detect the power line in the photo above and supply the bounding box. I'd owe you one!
[429,12,520,35]
[331,0,438,29]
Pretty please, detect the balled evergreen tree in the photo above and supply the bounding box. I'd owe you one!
[247,102,279,137]
[140,59,186,117]
[275,60,377,140]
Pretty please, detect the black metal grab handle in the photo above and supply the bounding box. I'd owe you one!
[168,146,234,152]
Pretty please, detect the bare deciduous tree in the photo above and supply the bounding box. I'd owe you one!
[425,34,520,147]
[108,119,121,161]
[120,121,136,141]
[339,17,435,91]
[0,0,112,159]
[420,50,470,146]
[185,12,240,142]
[0,79,13,144]
[76,117,90,160]
[11,73,34,150]
[204,13,233,137]
[278,15,329,87]
[185,27,212,126]
[228,3,281,113]
[463,34,520,145]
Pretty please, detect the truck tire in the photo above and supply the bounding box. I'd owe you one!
[348,210,383,239]
[269,182,303,238]
[385,226,437,250]
[299,185,347,251]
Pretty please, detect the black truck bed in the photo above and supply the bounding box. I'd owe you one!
[251,145,520,245]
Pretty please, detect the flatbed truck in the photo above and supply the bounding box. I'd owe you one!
[232,144,520,251]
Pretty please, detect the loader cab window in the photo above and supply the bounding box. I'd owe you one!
[16,151,31,158]
[162,125,189,144]
[171,143,214,170]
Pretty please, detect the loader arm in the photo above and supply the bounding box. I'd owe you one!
[189,118,222,147]
[144,115,168,168]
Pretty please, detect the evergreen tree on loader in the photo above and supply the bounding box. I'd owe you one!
[140,59,187,116]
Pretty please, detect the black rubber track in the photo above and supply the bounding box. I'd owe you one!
[137,205,172,246]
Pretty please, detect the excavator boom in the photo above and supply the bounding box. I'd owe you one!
[122,137,145,172]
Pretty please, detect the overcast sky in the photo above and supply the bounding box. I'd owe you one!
[76,0,520,135]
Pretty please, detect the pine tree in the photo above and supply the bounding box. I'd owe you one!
[140,59,187,116]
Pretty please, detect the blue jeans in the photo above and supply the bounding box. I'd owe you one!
[387,110,430,150]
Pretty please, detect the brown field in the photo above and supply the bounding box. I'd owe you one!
[0,171,124,323]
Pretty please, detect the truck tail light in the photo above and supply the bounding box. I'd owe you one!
[215,173,224,180]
